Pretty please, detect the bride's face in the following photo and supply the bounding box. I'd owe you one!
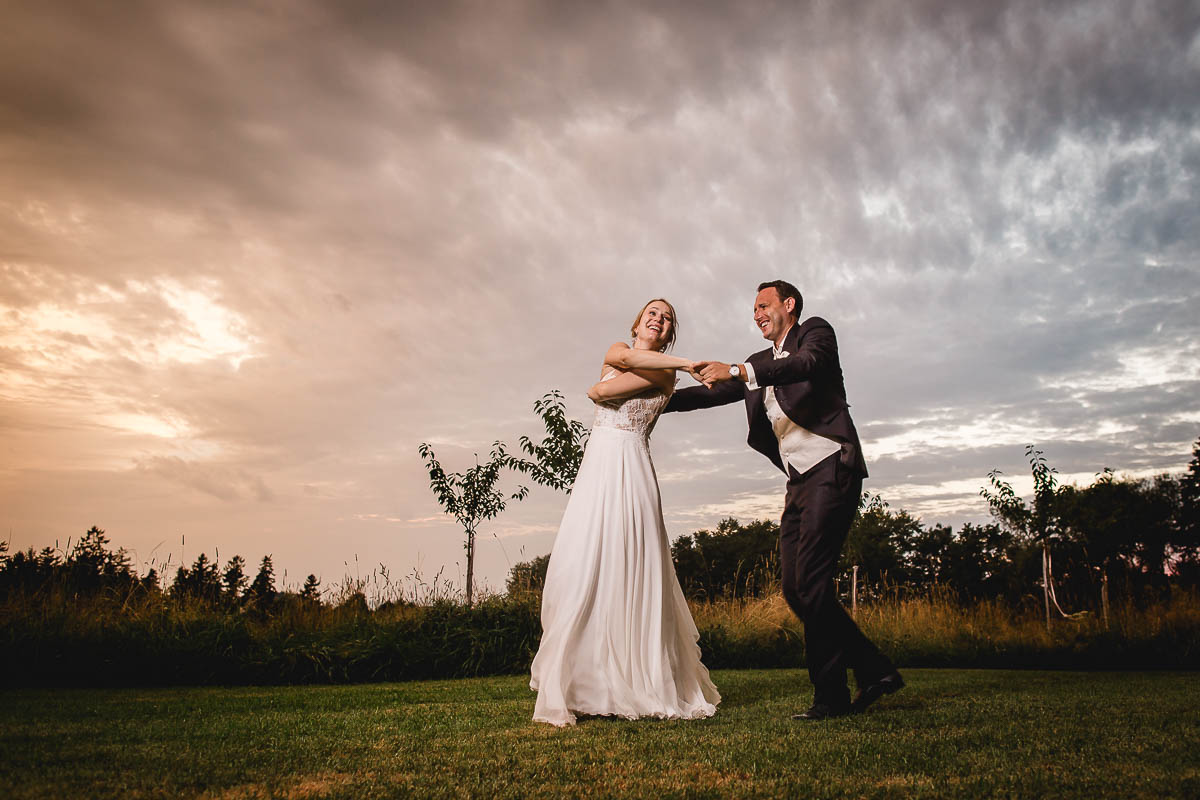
[634,302,674,349]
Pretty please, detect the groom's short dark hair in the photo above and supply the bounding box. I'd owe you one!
[757,280,803,316]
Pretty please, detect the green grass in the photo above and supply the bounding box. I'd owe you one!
[2,669,1198,799]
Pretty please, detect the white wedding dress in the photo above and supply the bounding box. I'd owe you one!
[530,371,721,726]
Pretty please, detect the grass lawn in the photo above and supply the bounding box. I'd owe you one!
[2,668,1198,799]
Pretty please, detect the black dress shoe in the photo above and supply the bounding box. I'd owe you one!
[791,702,851,721]
[851,671,905,714]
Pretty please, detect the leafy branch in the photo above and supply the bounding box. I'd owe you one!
[498,390,590,494]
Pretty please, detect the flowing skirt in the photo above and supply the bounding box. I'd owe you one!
[530,425,721,726]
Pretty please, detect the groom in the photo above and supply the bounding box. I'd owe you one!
[667,280,903,719]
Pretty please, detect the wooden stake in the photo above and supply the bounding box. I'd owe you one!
[852,565,859,616]
[1042,542,1051,632]
[1102,571,1110,629]
[465,530,475,608]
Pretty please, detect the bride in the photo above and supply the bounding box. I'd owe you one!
[530,298,721,726]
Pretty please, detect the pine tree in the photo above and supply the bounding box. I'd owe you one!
[246,555,277,608]
[222,555,247,603]
[172,553,221,602]
[299,574,321,605]
[141,567,160,593]
[66,526,132,595]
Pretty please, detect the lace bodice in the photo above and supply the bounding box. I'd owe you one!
[592,371,671,437]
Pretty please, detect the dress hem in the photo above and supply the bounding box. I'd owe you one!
[533,701,719,728]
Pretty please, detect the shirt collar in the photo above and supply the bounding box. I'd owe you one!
[772,322,796,358]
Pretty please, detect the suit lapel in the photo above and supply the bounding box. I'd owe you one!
[768,319,811,421]
[784,318,811,353]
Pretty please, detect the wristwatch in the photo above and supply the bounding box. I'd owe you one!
[728,364,740,378]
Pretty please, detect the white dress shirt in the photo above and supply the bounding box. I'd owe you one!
[742,340,840,476]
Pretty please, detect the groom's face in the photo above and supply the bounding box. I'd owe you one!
[754,287,796,344]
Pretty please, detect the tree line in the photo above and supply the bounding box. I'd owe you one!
[421,389,1200,614]
[0,526,339,613]
[3,426,1196,687]
[5,423,1196,616]
[509,438,1200,613]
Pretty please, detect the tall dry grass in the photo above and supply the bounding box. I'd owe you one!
[3,575,1197,687]
[690,584,1200,670]
[0,567,542,687]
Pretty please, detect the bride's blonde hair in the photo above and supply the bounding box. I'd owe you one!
[629,298,678,351]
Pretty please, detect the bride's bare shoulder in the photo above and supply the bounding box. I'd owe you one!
[600,342,629,377]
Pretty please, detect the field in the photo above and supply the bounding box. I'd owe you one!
[2,668,1198,799]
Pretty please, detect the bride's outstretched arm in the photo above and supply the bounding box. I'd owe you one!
[603,342,695,372]
[587,343,703,403]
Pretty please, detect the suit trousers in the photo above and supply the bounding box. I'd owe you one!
[780,452,892,706]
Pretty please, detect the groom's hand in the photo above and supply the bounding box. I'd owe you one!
[695,361,734,383]
[685,363,712,388]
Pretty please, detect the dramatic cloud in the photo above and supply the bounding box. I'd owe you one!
[2,0,1197,594]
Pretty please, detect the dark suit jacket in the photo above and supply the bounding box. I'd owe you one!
[665,316,868,478]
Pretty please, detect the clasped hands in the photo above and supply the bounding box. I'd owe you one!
[685,361,736,388]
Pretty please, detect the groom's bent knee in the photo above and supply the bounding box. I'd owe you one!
[782,578,822,622]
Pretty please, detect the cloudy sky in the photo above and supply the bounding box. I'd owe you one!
[3,0,1198,598]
